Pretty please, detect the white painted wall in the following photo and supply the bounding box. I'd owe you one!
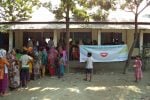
[15,30,23,49]
[13,29,150,56]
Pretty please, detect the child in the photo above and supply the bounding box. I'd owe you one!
[84,52,94,82]
[41,48,47,77]
[62,47,67,73]
[33,50,41,80]
[14,61,20,88]
[54,53,60,78]
[19,50,33,87]
[58,53,65,78]
[133,56,143,82]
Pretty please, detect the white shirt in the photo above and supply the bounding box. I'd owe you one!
[14,65,20,85]
[4,65,8,73]
[86,57,94,69]
[48,40,54,48]
[20,54,32,68]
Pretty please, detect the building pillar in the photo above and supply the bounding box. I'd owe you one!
[15,30,23,49]
[122,30,126,43]
[98,30,101,45]
[91,29,97,41]
[140,31,143,55]
[9,31,13,51]
[53,30,58,47]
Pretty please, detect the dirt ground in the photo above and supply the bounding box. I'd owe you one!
[0,62,150,100]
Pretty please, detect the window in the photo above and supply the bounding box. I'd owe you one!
[143,33,150,47]
[23,32,53,47]
[59,32,92,45]
[70,32,92,45]
[60,32,92,60]
[101,32,122,45]
[0,32,9,50]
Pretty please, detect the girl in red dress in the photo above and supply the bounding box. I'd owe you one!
[133,56,143,82]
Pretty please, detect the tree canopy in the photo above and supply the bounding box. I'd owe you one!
[0,0,52,32]
[122,0,150,73]
[0,0,51,21]
[52,0,117,21]
[121,0,150,15]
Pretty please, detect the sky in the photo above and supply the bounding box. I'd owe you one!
[29,0,60,21]
[108,0,150,22]
[29,0,150,22]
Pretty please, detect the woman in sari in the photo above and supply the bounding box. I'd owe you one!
[33,48,41,80]
[27,47,34,80]
[41,48,48,77]
[48,47,58,76]
[0,49,10,96]
[58,46,67,71]
[8,49,20,89]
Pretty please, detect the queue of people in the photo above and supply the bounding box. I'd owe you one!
[0,37,143,97]
[0,38,67,96]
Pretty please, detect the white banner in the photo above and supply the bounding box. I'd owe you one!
[80,45,128,62]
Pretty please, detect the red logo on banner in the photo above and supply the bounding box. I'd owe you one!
[100,52,108,57]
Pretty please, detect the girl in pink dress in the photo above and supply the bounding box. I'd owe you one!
[133,56,143,82]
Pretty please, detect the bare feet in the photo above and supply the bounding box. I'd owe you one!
[134,80,138,82]
[1,92,10,96]
[83,78,87,81]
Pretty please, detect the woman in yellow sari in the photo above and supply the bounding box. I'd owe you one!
[27,47,33,80]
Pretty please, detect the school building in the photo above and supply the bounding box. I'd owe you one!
[0,21,149,57]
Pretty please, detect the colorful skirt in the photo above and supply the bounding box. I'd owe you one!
[60,64,64,75]
[0,74,8,93]
[49,67,55,76]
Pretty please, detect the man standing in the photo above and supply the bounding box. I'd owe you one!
[48,37,54,50]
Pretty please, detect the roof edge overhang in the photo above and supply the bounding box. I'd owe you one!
[0,21,150,30]
[1,21,150,25]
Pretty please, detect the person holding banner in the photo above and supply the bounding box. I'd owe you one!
[84,52,94,82]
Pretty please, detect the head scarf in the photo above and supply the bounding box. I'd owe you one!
[43,48,47,56]
[0,49,6,58]
[28,47,33,53]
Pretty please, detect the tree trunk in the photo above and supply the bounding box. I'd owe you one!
[123,13,139,74]
[66,0,70,73]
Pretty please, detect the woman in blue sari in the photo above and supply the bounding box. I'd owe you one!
[41,48,47,77]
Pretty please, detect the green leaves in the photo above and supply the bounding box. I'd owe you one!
[53,7,64,20]
[53,0,117,21]
[0,0,42,21]
[0,25,10,33]
[73,8,89,21]
[42,2,52,11]
[121,0,143,12]
[91,9,109,21]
